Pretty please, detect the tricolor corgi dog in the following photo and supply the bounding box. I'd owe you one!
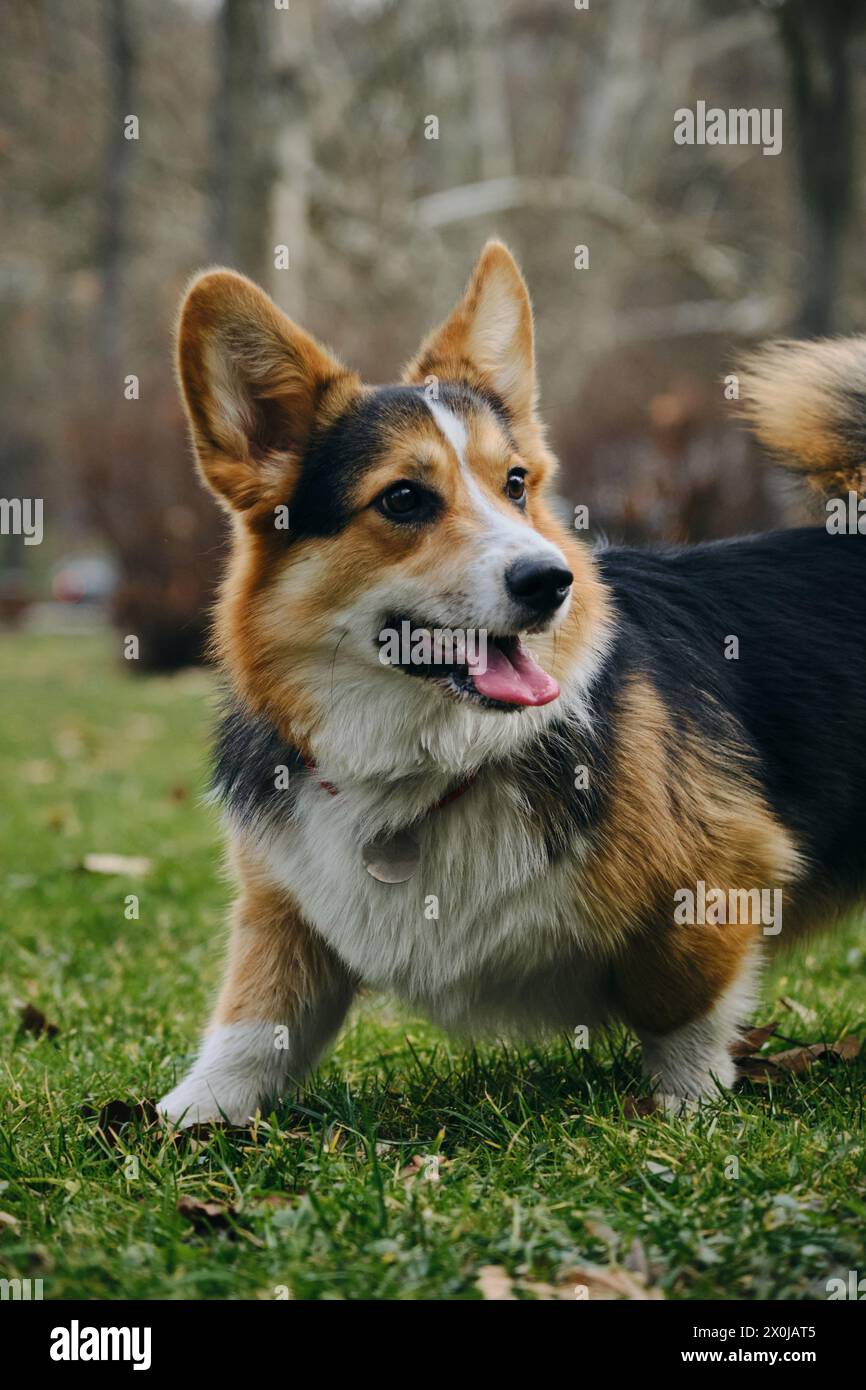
[159,241,866,1125]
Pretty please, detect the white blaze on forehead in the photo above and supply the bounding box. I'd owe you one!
[423,394,567,569]
[425,396,494,512]
[426,396,524,539]
[426,398,469,467]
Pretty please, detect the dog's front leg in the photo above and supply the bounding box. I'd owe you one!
[616,938,759,1114]
[158,875,354,1128]
[636,1007,740,1115]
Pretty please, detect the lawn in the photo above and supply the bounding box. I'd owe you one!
[1,632,864,1301]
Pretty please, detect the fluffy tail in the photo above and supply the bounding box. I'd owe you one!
[738,338,866,496]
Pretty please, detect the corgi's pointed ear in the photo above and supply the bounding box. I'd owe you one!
[403,240,537,424]
[176,270,359,513]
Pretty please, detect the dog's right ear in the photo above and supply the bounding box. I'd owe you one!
[176,270,359,513]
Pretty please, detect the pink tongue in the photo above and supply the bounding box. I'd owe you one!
[467,639,560,707]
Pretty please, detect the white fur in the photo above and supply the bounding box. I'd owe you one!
[235,652,611,1035]
[637,949,760,1111]
[426,399,572,634]
[159,1023,289,1126]
[256,752,609,1033]
[169,397,758,1115]
[256,396,583,785]
[159,983,351,1127]
[159,973,353,1123]
[426,398,469,464]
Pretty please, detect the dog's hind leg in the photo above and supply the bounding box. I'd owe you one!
[158,870,354,1128]
[634,951,759,1114]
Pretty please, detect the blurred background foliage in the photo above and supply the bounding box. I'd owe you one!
[2,0,865,667]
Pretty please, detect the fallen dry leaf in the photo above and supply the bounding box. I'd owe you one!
[477,1261,662,1301]
[84,1098,159,1146]
[623,1095,657,1119]
[511,1278,565,1299]
[476,1264,516,1300]
[0,1211,20,1231]
[83,853,152,877]
[176,1195,235,1231]
[730,1023,778,1057]
[18,1003,59,1040]
[736,1035,861,1083]
[561,1265,663,1301]
[832,1035,862,1062]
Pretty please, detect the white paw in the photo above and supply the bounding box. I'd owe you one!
[637,951,757,1111]
[158,1022,289,1128]
[157,1075,258,1128]
[655,1092,701,1119]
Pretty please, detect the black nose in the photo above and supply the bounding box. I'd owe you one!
[505,557,573,614]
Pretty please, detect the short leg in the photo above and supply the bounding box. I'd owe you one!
[159,873,354,1127]
[636,954,758,1113]
[638,1014,738,1114]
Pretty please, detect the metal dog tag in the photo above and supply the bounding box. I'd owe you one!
[362,828,420,883]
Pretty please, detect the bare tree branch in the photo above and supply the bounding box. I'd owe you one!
[414,175,743,296]
[606,295,789,347]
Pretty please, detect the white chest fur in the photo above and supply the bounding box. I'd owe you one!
[253,771,610,1037]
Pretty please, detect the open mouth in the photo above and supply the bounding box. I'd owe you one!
[378,615,560,710]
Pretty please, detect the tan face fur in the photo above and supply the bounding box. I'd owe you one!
[177,241,611,780]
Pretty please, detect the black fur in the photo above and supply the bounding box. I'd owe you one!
[595,528,866,895]
[213,525,866,901]
[508,662,619,858]
[287,382,512,537]
[212,698,305,829]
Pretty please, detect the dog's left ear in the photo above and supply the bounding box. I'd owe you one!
[402,240,537,426]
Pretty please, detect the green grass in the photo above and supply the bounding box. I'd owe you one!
[1,633,864,1301]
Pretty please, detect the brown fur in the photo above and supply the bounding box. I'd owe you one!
[403,240,551,473]
[738,337,866,497]
[177,267,360,516]
[215,844,354,1028]
[177,246,608,751]
[582,678,802,1033]
[174,243,808,1074]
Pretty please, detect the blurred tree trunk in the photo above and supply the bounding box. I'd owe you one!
[468,0,514,183]
[90,1,226,672]
[211,0,311,319]
[576,0,653,185]
[266,0,311,319]
[210,0,272,285]
[777,0,860,335]
[98,0,134,372]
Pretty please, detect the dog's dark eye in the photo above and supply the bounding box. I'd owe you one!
[375,479,441,525]
[381,483,419,515]
[505,469,527,507]
[378,478,436,522]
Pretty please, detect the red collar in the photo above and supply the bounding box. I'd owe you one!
[302,756,476,811]
[301,755,339,798]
